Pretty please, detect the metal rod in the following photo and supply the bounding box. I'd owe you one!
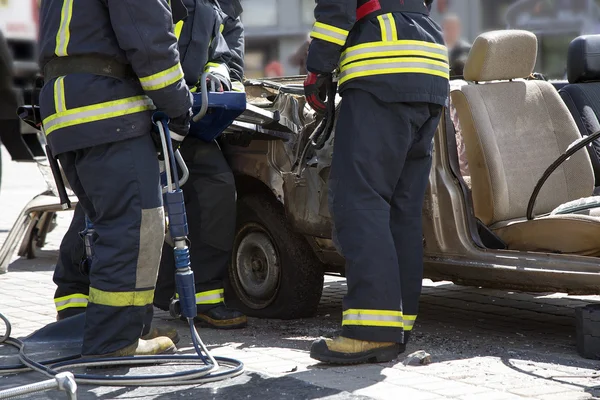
[0,372,77,400]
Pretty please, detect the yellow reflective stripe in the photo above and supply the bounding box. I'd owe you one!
[340,40,448,67]
[53,77,67,112]
[205,62,229,77]
[403,315,417,331]
[310,22,349,46]
[220,23,224,33]
[389,14,398,41]
[377,15,388,42]
[174,21,184,40]
[89,287,154,307]
[232,81,245,92]
[54,293,88,312]
[55,0,74,56]
[339,57,449,84]
[196,289,224,305]
[139,63,184,91]
[342,309,404,328]
[43,95,155,135]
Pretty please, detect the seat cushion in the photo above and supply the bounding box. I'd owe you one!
[452,80,594,226]
[559,84,600,186]
[492,214,600,257]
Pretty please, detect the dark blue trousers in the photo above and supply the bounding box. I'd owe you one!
[57,134,164,356]
[330,89,442,344]
[154,137,236,313]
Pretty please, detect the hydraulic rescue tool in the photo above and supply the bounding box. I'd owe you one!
[294,76,338,176]
[0,75,247,399]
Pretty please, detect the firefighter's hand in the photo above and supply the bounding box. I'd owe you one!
[304,72,330,114]
[152,110,192,159]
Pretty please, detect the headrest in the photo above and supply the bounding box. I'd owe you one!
[567,35,600,84]
[464,30,538,82]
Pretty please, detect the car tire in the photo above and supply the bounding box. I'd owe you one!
[226,193,325,319]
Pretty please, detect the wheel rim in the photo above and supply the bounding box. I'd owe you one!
[234,223,281,308]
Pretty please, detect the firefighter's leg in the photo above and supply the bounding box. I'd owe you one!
[53,203,89,320]
[58,134,174,357]
[179,138,246,329]
[391,103,443,344]
[311,91,433,364]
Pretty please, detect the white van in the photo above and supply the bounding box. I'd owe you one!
[0,0,39,82]
[0,0,43,177]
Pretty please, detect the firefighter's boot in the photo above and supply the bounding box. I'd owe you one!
[310,336,401,364]
[88,337,177,358]
[142,326,180,345]
[195,305,248,329]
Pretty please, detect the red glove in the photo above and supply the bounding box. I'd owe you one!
[304,72,330,114]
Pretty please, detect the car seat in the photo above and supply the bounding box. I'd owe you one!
[451,30,600,256]
[559,35,600,188]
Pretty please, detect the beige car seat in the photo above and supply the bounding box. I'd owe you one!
[451,30,600,257]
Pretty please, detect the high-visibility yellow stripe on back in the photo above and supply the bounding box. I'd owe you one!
[339,57,449,84]
[377,14,398,42]
[55,0,74,56]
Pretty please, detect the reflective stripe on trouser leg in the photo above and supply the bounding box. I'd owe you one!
[391,103,443,343]
[182,139,236,313]
[54,293,88,312]
[53,203,89,314]
[58,134,164,356]
[330,90,433,343]
[342,309,403,328]
[196,289,224,305]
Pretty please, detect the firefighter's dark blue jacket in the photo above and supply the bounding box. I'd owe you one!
[39,0,193,155]
[307,0,449,105]
[218,0,244,85]
[176,0,232,88]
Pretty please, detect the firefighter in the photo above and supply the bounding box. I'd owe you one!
[153,0,248,330]
[304,0,449,364]
[218,0,245,91]
[40,0,192,357]
[50,0,245,330]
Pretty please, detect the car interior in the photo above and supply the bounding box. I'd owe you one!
[450,30,600,257]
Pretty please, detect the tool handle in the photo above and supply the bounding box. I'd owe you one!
[45,145,71,210]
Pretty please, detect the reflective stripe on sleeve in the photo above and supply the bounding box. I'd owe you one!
[310,22,349,46]
[89,287,154,307]
[53,77,67,112]
[55,0,74,56]
[139,63,185,91]
[54,293,88,312]
[42,95,155,135]
[342,309,403,328]
[339,57,449,84]
[205,62,229,79]
[377,14,397,42]
[196,289,225,305]
[340,40,448,67]
[232,81,245,92]
[403,315,417,331]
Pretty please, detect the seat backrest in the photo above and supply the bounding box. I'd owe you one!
[451,30,594,226]
[559,35,600,186]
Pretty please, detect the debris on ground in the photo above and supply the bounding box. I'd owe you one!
[402,350,432,366]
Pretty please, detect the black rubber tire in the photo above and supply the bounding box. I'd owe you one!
[226,193,325,319]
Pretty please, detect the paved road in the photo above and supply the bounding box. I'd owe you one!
[1,147,599,400]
